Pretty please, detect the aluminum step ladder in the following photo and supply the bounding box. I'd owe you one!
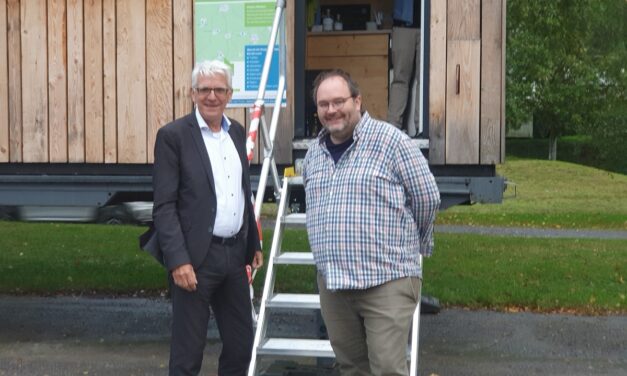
[248,176,423,375]
[248,177,334,376]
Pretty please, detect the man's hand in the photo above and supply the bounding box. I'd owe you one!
[171,263,197,292]
[252,251,263,269]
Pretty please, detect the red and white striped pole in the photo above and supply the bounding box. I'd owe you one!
[247,102,264,250]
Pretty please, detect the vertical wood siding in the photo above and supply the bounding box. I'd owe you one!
[85,0,104,163]
[480,0,503,164]
[146,0,173,164]
[67,0,84,162]
[7,0,21,162]
[0,0,196,164]
[117,0,146,163]
[429,0,506,165]
[48,0,68,162]
[21,0,48,162]
[0,0,8,162]
[173,0,193,119]
[102,0,117,163]
[1,0,504,166]
[428,0,447,164]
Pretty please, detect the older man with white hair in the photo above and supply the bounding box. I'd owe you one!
[150,60,263,375]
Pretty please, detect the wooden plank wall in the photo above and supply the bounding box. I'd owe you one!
[21,0,48,162]
[0,0,8,162]
[429,0,505,165]
[0,0,185,164]
[0,0,293,165]
[7,0,21,162]
[1,0,503,167]
[446,0,480,164]
[48,0,68,162]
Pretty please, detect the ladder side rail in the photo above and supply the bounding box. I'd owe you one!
[255,1,285,102]
[246,0,285,162]
[253,76,285,217]
[266,75,286,198]
[248,177,291,376]
[409,255,423,375]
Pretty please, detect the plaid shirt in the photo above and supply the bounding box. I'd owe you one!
[303,112,440,290]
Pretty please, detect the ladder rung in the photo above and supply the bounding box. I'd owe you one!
[267,293,320,309]
[258,338,334,358]
[287,176,303,186]
[274,252,314,265]
[282,213,306,225]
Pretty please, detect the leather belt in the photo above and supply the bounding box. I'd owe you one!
[212,234,239,246]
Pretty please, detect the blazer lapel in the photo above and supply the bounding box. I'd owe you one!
[187,113,216,194]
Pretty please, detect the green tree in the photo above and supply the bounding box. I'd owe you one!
[506,0,625,161]
[584,0,626,170]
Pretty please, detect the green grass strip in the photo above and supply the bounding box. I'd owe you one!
[1,223,624,314]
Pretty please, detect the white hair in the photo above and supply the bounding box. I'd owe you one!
[191,60,232,89]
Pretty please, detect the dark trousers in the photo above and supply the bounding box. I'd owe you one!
[169,235,253,376]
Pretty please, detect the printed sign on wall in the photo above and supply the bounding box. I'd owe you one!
[195,0,283,107]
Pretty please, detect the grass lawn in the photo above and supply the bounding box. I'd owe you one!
[436,159,627,230]
[1,159,625,314]
[1,222,624,314]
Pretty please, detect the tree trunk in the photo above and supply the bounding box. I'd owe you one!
[548,132,558,160]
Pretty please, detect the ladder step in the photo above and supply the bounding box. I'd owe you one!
[258,338,334,358]
[274,252,314,265]
[267,293,320,309]
[287,176,303,186]
[282,213,306,225]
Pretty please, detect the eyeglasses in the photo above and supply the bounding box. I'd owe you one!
[316,96,354,111]
[194,86,230,97]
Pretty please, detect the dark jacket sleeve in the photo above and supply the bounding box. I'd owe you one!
[152,124,192,271]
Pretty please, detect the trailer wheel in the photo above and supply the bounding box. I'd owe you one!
[97,205,134,225]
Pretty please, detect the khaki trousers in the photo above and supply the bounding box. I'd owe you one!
[387,26,421,130]
[318,274,421,376]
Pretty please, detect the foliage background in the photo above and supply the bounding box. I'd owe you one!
[506,0,626,163]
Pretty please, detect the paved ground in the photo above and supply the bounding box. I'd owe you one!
[264,221,627,240]
[0,296,625,375]
[435,225,627,239]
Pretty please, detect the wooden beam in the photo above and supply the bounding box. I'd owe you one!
[146,0,173,163]
[446,40,480,164]
[21,0,48,162]
[85,0,104,163]
[480,0,502,164]
[428,0,447,164]
[0,0,8,162]
[103,0,117,163]
[117,0,147,163]
[7,0,20,162]
[67,0,85,162]
[173,0,193,118]
[447,0,480,40]
[47,0,68,162]
[501,0,507,162]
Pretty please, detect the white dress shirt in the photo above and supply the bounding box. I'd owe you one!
[195,108,245,237]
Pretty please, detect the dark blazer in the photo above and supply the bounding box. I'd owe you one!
[142,112,261,271]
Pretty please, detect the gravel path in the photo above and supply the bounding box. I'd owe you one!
[263,219,627,239]
[435,225,627,239]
